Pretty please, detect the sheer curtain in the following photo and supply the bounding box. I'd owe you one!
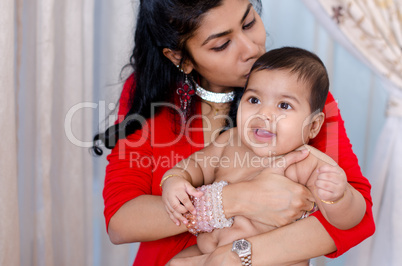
[0,0,20,265]
[17,0,96,264]
[1,0,97,265]
[0,0,137,264]
[302,0,402,265]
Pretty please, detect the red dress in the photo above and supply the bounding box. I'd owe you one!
[103,76,375,265]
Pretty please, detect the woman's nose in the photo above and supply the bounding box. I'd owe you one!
[238,33,260,62]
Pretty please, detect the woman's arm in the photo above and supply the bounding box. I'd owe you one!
[106,142,313,243]
[169,217,336,266]
[108,195,188,243]
[105,128,192,243]
[244,217,336,265]
[308,92,375,257]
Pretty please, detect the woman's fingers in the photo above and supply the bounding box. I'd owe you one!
[272,148,310,174]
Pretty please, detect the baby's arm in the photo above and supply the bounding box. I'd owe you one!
[161,129,232,225]
[314,162,365,230]
[286,145,365,230]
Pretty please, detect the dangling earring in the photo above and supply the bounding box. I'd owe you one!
[176,66,195,118]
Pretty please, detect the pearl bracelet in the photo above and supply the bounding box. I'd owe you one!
[185,181,234,236]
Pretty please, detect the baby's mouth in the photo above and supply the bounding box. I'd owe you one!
[254,129,276,139]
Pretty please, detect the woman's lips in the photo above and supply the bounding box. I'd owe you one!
[253,129,275,141]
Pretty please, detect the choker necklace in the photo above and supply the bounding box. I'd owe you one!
[195,83,235,103]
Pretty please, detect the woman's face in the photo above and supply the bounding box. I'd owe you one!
[186,0,266,91]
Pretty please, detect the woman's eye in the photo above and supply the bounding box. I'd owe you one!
[248,97,260,104]
[243,18,256,30]
[278,102,292,110]
[212,41,230,51]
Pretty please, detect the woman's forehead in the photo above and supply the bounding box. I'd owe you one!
[192,0,252,44]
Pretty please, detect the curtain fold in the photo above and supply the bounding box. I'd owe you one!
[0,0,20,265]
[303,1,402,265]
[0,0,139,264]
[15,0,94,265]
[34,0,56,264]
[316,0,402,87]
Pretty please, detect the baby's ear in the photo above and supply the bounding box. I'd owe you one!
[308,112,325,139]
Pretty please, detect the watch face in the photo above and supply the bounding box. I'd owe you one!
[235,240,249,251]
[232,239,252,259]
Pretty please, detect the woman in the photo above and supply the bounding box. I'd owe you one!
[94,0,375,265]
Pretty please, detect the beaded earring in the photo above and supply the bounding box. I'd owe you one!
[176,65,195,118]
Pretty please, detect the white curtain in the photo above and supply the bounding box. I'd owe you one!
[0,0,20,265]
[302,0,402,265]
[16,0,95,264]
[0,0,139,265]
[0,0,100,265]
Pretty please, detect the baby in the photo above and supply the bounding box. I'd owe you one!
[161,47,366,265]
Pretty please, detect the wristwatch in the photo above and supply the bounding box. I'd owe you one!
[232,239,252,266]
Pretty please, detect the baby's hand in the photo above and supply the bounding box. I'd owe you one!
[315,164,347,203]
[161,176,203,226]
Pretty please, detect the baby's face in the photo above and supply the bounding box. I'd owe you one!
[237,69,315,157]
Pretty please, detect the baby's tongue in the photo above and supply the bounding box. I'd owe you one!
[256,129,274,137]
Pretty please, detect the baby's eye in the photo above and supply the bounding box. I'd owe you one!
[278,102,292,110]
[248,97,260,104]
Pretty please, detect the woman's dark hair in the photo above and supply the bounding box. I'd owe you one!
[93,0,262,155]
[226,46,329,128]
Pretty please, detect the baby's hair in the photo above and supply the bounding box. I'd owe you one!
[247,47,329,112]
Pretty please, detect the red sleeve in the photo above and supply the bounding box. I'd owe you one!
[116,74,135,123]
[103,128,153,231]
[103,75,152,231]
[309,92,375,258]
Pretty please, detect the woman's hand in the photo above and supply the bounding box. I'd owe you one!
[223,149,315,227]
[167,245,240,266]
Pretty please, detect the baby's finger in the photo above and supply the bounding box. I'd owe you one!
[316,187,334,201]
[318,164,342,174]
[169,195,190,214]
[171,209,189,225]
[316,170,341,182]
[165,205,180,226]
[177,193,196,215]
[315,179,337,193]
[186,186,204,198]
[166,199,187,219]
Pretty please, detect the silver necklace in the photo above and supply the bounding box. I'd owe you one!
[195,83,235,103]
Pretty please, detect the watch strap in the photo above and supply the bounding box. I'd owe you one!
[240,254,252,266]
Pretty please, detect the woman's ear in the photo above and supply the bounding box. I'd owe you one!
[163,48,181,67]
[308,112,325,139]
[162,48,194,74]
